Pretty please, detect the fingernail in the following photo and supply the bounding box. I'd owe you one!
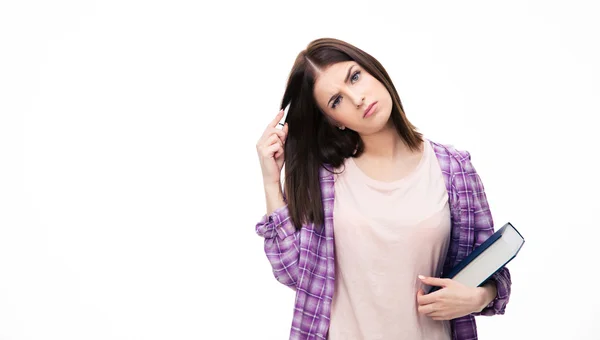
[418,275,425,280]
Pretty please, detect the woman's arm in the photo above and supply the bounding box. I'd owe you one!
[254,110,300,289]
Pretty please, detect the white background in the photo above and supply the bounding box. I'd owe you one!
[1,0,598,339]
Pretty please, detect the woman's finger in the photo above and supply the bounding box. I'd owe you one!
[258,114,286,145]
[274,145,285,159]
[269,109,285,128]
[267,127,286,142]
[417,302,437,315]
[260,135,283,158]
[263,142,283,159]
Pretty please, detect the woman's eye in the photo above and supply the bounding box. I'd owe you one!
[332,97,341,108]
[351,70,361,83]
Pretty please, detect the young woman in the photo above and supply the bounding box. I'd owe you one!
[255,37,512,340]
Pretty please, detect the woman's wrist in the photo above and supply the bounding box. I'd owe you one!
[474,281,497,312]
[264,182,285,215]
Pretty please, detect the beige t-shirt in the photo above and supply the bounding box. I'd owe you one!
[328,139,452,340]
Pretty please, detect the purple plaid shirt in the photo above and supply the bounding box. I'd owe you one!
[255,140,512,340]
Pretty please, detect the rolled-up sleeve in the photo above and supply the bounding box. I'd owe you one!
[255,204,300,289]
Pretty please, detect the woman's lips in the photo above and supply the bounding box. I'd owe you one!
[363,102,378,118]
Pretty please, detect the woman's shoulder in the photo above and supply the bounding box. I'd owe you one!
[428,139,468,158]
[427,139,476,173]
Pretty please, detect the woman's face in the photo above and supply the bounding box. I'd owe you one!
[313,61,393,135]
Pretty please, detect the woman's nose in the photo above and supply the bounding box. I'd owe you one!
[350,93,365,108]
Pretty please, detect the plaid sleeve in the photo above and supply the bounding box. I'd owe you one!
[462,151,512,316]
[255,204,300,290]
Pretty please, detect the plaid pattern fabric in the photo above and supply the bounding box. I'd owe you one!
[255,140,512,340]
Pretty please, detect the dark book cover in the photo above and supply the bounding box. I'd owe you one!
[427,222,524,294]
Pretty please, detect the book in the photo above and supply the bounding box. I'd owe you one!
[427,222,525,294]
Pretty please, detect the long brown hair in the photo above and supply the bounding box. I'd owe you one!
[280,38,423,231]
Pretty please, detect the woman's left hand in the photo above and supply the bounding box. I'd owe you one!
[416,275,495,320]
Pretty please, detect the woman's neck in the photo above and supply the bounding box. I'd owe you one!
[359,121,412,162]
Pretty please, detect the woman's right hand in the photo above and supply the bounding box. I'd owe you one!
[256,109,289,188]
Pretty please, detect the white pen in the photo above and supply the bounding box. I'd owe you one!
[276,103,290,130]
